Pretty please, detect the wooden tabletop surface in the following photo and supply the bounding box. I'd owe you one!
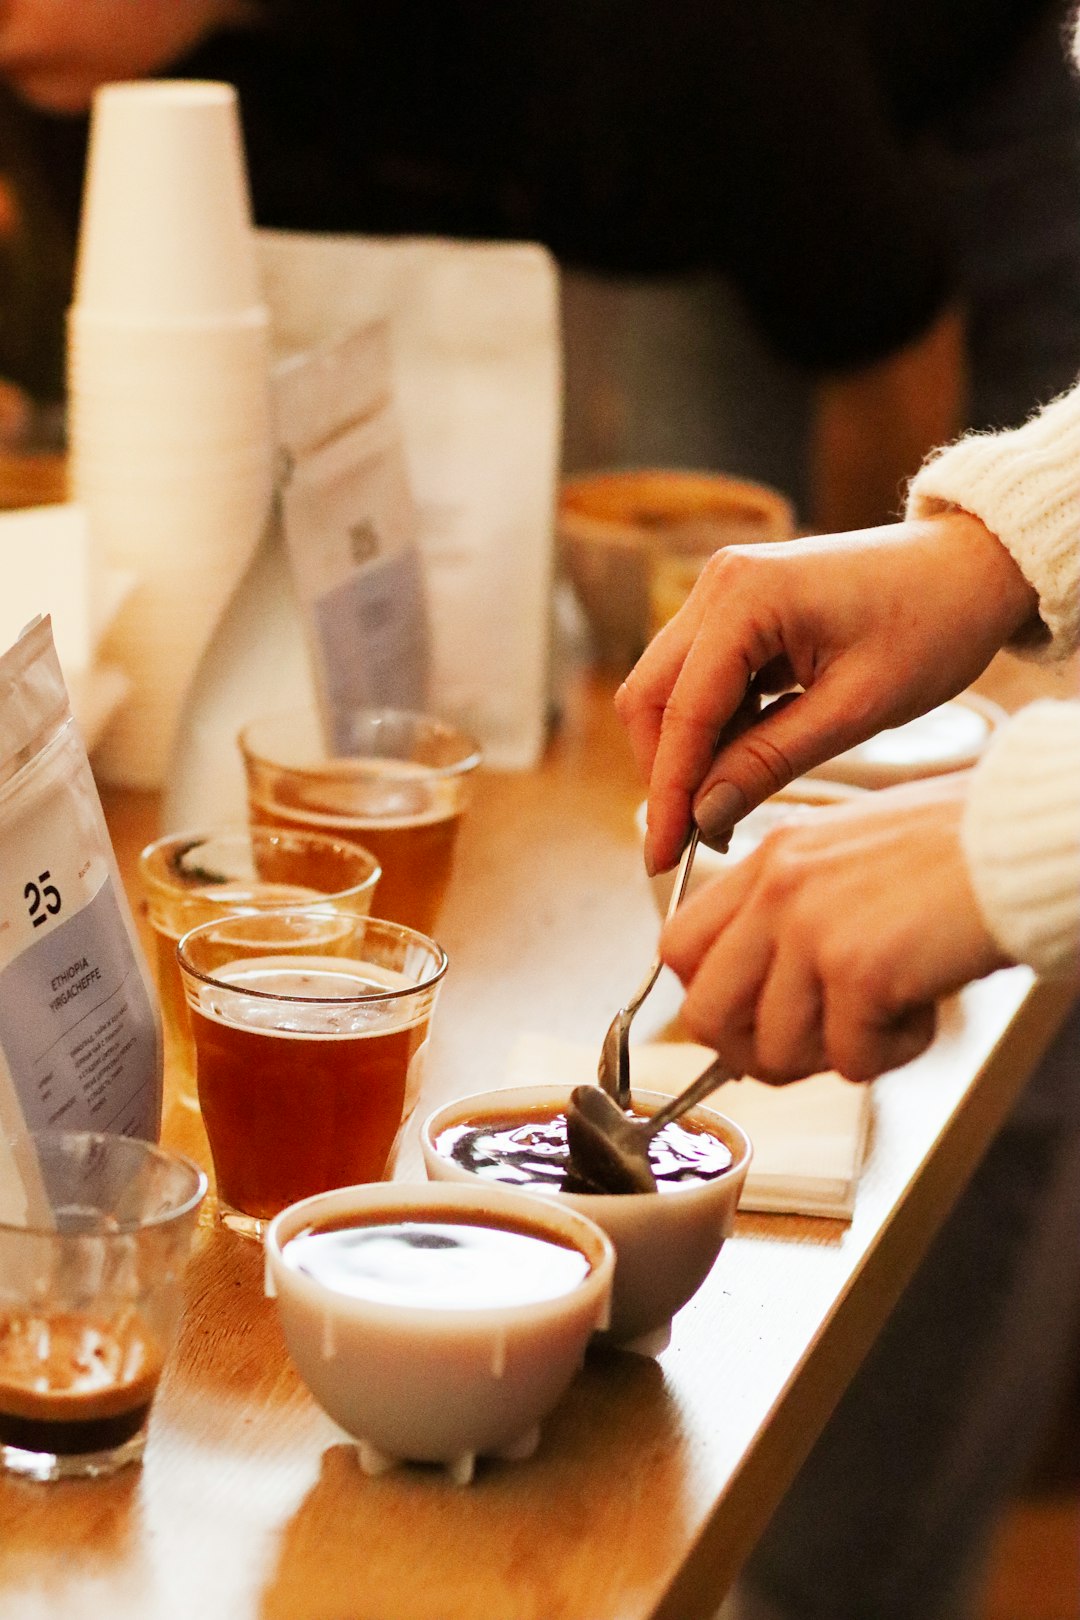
[1,653,1074,1620]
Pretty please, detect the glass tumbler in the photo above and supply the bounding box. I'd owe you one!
[0,1130,206,1481]
[239,708,481,936]
[139,826,381,1114]
[177,910,448,1239]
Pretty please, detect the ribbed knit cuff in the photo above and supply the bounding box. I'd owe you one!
[961,701,1080,976]
[906,388,1080,660]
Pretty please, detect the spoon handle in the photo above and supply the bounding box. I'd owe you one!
[664,825,701,923]
[643,1054,734,1139]
[622,826,701,1020]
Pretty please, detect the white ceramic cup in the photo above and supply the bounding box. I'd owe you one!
[422,1084,752,1353]
[74,81,261,323]
[265,1180,615,1483]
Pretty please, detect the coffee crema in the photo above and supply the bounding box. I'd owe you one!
[0,1310,162,1456]
[435,1105,734,1194]
[282,1211,591,1311]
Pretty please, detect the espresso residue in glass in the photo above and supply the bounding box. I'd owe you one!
[0,1311,163,1456]
[436,1107,732,1195]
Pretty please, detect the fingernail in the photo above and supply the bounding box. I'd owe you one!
[644,837,658,879]
[695,782,746,845]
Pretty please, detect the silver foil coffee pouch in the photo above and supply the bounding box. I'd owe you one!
[0,617,161,1149]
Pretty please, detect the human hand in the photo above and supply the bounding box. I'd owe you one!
[615,512,1039,875]
[661,773,1010,1084]
[0,0,256,112]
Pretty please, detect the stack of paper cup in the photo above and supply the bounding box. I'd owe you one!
[67,80,274,788]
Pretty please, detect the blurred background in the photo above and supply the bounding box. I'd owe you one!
[0,2,1075,1614]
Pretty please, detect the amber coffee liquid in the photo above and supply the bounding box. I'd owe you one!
[189,957,429,1221]
[153,881,326,1116]
[248,759,462,935]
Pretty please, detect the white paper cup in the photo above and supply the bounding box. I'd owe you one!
[74,81,260,322]
[67,305,270,380]
[67,313,273,459]
[69,398,272,452]
[92,509,273,786]
[67,81,274,789]
[68,369,271,417]
[70,489,272,547]
[69,426,272,477]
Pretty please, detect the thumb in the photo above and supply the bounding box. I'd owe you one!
[692,673,879,842]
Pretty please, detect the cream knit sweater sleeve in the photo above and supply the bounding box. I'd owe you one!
[906,383,1080,658]
[960,701,1080,976]
[905,391,1080,976]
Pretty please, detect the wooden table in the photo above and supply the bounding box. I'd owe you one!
[1,657,1073,1620]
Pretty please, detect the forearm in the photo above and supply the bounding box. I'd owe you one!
[809,304,967,533]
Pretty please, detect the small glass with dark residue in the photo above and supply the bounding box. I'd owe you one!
[0,1130,205,1481]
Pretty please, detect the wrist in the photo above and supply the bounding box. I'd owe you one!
[926,510,1041,644]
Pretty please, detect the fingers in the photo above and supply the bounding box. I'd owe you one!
[692,666,882,846]
[615,590,710,784]
[662,856,780,1078]
[635,621,888,873]
[621,549,801,873]
[676,942,937,1084]
[823,991,937,1082]
[662,841,941,1084]
[752,936,825,1080]
[675,925,776,1083]
[661,849,760,977]
[642,634,766,874]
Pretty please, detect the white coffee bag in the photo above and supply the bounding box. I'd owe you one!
[274,322,430,751]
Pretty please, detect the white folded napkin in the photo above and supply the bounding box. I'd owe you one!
[506,1034,872,1221]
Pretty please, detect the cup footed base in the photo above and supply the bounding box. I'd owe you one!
[601,1321,672,1359]
[354,1422,542,1486]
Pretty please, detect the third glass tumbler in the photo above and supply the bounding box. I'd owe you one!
[0,1131,205,1481]
[238,708,482,936]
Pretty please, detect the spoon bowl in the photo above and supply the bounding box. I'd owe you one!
[566,1057,732,1194]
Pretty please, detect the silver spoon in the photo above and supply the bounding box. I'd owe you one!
[566,1054,732,1194]
[598,827,700,1108]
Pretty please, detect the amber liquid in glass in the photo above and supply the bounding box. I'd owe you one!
[189,958,429,1222]
[152,881,326,1103]
[248,760,462,935]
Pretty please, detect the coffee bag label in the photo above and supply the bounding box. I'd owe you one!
[275,322,431,754]
[0,877,158,1138]
[314,548,428,753]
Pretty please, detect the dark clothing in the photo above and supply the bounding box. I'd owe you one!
[0,0,1061,394]
[209,0,1055,369]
